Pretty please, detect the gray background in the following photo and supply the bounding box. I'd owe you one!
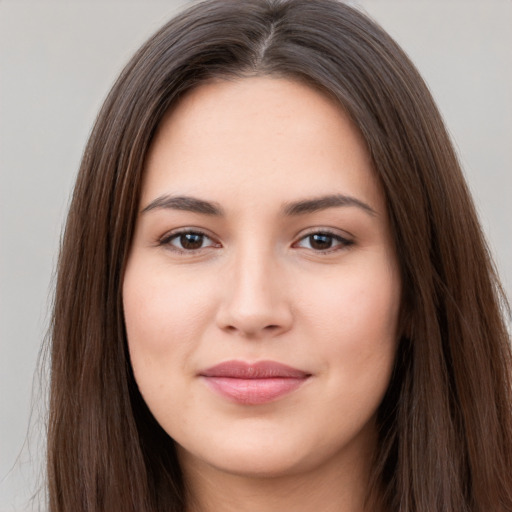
[1,1,511,510]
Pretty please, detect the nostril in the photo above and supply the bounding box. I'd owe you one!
[221,323,283,337]
[216,301,293,337]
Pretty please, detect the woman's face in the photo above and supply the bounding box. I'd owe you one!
[123,77,401,479]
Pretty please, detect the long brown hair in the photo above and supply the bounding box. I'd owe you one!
[48,1,512,510]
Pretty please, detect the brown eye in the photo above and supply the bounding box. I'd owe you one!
[161,231,218,252]
[309,234,335,250]
[295,232,353,252]
[179,233,205,250]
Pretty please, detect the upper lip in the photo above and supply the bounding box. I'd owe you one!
[200,360,310,379]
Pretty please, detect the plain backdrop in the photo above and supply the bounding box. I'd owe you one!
[1,1,511,510]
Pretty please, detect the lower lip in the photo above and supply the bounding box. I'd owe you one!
[202,376,308,405]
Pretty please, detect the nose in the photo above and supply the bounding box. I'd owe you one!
[215,248,293,339]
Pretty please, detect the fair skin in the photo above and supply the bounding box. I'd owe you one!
[123,77,401,512]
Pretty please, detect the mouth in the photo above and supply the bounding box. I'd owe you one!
[199,360,312,405]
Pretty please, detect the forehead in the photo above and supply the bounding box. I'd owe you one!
[142,77,384,215]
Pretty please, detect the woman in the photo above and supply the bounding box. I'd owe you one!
[48,1,512,511]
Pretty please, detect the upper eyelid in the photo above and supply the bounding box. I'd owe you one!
[293,226,354,242]
[293,231,353,249]
[159,227,216,242]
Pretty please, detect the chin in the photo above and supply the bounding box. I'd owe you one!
[175,418,376,481]
[175,421,312,475]
[178,442,311,479]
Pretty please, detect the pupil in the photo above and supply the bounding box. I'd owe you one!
[181,233,203,249]
[310,234,332,250]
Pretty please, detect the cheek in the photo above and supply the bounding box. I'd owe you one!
[297,257,400,395]
[304,268,399,448]
[122,260,217,428]
[301,258,400,341]
[123,261,213,355]
[122,259,218,413]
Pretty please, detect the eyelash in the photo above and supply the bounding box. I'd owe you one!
[158,229,354,255]
[158,230,220,253]
[292,230,354,253]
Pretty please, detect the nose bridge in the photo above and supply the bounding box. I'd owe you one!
[217,240,292,337]
[234,244,274,306]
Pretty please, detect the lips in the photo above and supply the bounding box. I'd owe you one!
[199,360,311,405]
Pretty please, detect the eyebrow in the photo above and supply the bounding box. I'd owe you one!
[141,195,224,215]
[282,194,376,217]
[141,193,376,217]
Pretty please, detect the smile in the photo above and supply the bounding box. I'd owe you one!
[199,360,311,405]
